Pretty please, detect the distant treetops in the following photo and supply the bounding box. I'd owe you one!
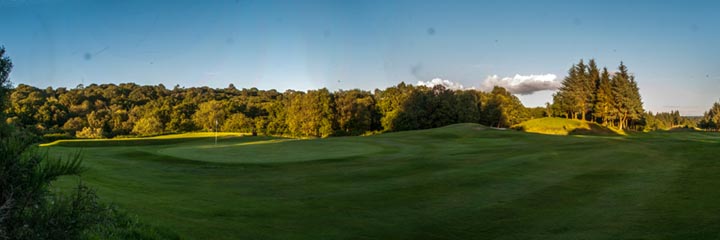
[550,59,644,130]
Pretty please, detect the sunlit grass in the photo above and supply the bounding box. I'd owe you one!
[44,124,720,239]
[513,117,626,135]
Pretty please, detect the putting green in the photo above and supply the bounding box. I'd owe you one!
[155,137,385,164]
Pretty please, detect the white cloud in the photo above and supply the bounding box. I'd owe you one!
[416,78,468,90]
[481,74,560,95]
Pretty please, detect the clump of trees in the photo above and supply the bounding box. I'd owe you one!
[643,110,697,131]
[699,101,720,131]
[4,79,531,139]
[551,59,644,130]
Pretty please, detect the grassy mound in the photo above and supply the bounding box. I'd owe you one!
[513,117,624,135]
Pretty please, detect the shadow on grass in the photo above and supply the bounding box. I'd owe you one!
[569,124,621,136]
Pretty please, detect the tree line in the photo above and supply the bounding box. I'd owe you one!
[4,81,532,139]
[4,55,714,138]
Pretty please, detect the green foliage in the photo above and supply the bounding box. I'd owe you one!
[526,106,547,119]
[222,113,254,133]
[699,101,720,130]
[5,72,531,138]
[481,86,528,127]
[0,125,97,239]
[552,59,644,130]
[76,127,105,139]
[285,89,337,137]
[334,89,376,136]
[0,46,12,106]
[132,117,164,136]
[643,110,697,131]
[0,46,176,240]
[83,205,180,240]
[192,100,227,132]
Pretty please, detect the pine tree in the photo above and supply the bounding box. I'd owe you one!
[593,67,614,125]
[610,62,643,130]
[557,62,581,119]
[555,59,593,120]
[627,72,644,129]
[574,60,591,121]
[586,59,600,121]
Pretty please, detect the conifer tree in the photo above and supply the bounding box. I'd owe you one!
[593,67,614,125]
[585,59,600,121]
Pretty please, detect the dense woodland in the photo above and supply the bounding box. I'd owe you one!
[3,80,532,139]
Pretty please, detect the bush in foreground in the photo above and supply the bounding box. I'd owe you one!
[0,125,178,240]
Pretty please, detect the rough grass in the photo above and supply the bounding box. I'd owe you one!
[45,123,720,239]
[513,117,625,135]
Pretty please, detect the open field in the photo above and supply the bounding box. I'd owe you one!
[46,123,720,239]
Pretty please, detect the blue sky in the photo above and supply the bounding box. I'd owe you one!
[1,0,719,115]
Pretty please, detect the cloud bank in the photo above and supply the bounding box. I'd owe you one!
[415,74,560,95]
[416,78,467,90]
[481,74,560,95]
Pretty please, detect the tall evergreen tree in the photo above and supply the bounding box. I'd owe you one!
[555,60,592,120]
[593,67,614,125]
[627,71,645,129]
[585,59,600,121]
[610,62,643,130]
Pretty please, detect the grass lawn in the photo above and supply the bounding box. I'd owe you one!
[46,123,720,239]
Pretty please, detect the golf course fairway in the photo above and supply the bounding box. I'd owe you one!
[45,123,720,239]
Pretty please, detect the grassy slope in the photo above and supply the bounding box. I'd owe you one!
[513,117,625,135]
[46,123,720,239]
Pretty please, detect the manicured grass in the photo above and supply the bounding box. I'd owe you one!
[46,123,720,239]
